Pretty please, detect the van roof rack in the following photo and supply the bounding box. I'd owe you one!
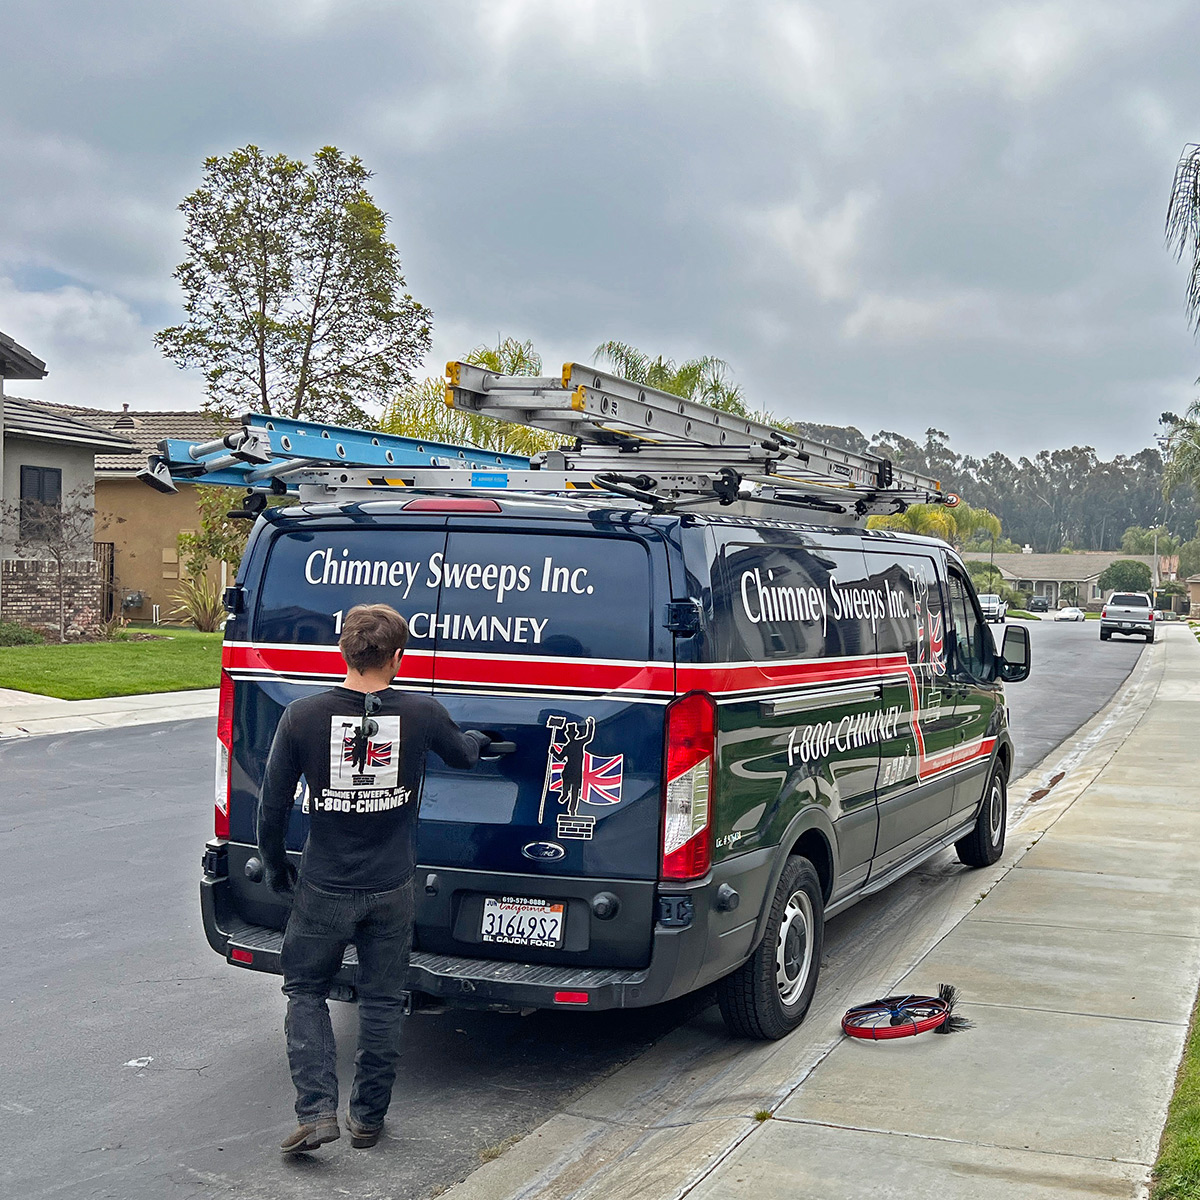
[138,363,955,525]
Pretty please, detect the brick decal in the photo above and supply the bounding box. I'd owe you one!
[556,815,596,841]
[1,558,102,636]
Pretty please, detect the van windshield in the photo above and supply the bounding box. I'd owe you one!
[254,527,653,661]
[1110,593,1149,607]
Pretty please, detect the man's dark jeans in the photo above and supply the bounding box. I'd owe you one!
[280,875,415,1129]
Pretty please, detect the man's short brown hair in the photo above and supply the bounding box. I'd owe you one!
[339,604,409,672]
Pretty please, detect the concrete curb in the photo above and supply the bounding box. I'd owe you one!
[439,635,1170,1200]
[0,687,218,740]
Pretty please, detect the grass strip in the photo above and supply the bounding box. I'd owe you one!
[0,629,222,699]
[1152,988,1200,1199]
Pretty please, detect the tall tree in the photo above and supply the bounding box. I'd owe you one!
[157,144,430,426]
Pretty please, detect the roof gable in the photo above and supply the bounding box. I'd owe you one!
[3,397,136,454]
[0,331,47,380]
[16,401,233,471]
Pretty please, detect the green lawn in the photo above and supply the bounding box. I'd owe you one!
[0,629,223,699]
[1153,992,1200,1198]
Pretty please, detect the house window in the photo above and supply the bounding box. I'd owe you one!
[19,465,62,540]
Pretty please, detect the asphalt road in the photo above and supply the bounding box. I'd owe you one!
[0,619,1144,1200]
[998,616,1145,776]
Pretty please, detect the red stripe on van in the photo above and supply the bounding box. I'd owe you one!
[676,654,910,696]
[222,643,910,698]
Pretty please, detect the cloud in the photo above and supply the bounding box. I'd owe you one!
[0,0,1197,461]
[0,279,204,411]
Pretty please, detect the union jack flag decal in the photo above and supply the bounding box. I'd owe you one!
[547,747,624,806]
[928,611,946,676]
[343,737,393,767]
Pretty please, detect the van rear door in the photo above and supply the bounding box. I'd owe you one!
[416,519,674,967]
[223,519,449,925]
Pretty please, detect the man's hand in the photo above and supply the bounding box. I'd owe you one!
[264,858,298,897]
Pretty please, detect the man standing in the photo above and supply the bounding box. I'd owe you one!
[258,603,488,1155]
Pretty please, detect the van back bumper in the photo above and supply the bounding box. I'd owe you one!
[201,841,772,1011]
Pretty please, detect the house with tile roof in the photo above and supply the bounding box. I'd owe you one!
[27,401,237,622]
[985,551,1161,608]
[0,331,139,634]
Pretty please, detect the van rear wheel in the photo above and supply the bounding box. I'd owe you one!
[717,856,823,1040]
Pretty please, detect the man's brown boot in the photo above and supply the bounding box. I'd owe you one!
[280,1117,341,1155]
[346,1115,383,1149]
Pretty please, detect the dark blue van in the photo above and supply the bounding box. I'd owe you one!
[202,495,1030,1039]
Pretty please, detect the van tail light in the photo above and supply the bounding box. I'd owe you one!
[215,668,234,839]
[1101,608,1107,619]
[1149,609,1156,621]
[662,691,716,881]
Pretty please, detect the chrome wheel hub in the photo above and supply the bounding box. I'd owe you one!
[776,889,815,1006]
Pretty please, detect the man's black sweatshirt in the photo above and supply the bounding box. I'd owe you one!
[257,686,486,892]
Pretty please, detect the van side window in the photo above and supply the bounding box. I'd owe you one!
[947,568,993,682]
[868,553,949,675]
[713,536,874,662]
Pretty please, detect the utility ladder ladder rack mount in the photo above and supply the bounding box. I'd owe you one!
[137,362,954,524]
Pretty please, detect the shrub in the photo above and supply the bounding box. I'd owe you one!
[172,576,225,633]
[0,621,45,646]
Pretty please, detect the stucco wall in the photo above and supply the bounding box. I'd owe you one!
[94,477,222,619]
[1,436,96,556]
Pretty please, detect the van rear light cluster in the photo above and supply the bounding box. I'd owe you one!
[215,668,235,839]
[1101,607,1107,618]
[661,691,716,881]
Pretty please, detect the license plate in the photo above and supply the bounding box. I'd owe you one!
[1120,622,1132,628]
[481,896,565,949]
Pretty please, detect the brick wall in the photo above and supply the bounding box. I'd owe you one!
[1,557,102,637]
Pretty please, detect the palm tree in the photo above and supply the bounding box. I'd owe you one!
[1167,144,1200,334]
[1162,145,1200,498]
[592,341,751,416]
[380,336,558,457]
[867,500,1001,547]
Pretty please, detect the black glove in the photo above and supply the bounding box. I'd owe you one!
[264,858,298,897]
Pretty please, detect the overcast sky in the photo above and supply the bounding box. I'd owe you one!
[2,0,1198,459]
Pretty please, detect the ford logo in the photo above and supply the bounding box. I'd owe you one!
[522,841,566,862]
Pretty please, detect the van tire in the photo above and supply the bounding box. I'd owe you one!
[1100,629,1110,641]
[956,761,1007,868]
[717,856,824,1041]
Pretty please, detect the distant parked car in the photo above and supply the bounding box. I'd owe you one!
[1055,607,1086,622]
[1027,597,1050,613]
[978,593,1008,623]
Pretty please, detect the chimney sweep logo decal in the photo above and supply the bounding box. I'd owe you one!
[538,715,624,841]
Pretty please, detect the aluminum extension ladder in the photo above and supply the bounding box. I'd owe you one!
[139,363,956,524]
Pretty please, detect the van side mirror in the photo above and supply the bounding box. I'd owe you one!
[998,624,1030,683]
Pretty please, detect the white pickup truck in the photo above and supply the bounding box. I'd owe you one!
[1099,592,1156,643]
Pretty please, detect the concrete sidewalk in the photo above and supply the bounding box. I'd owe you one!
[446,626,1198,1200]
[0,685,217,739]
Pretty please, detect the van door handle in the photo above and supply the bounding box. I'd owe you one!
[482,739,516,758]
[760,682,881,718]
